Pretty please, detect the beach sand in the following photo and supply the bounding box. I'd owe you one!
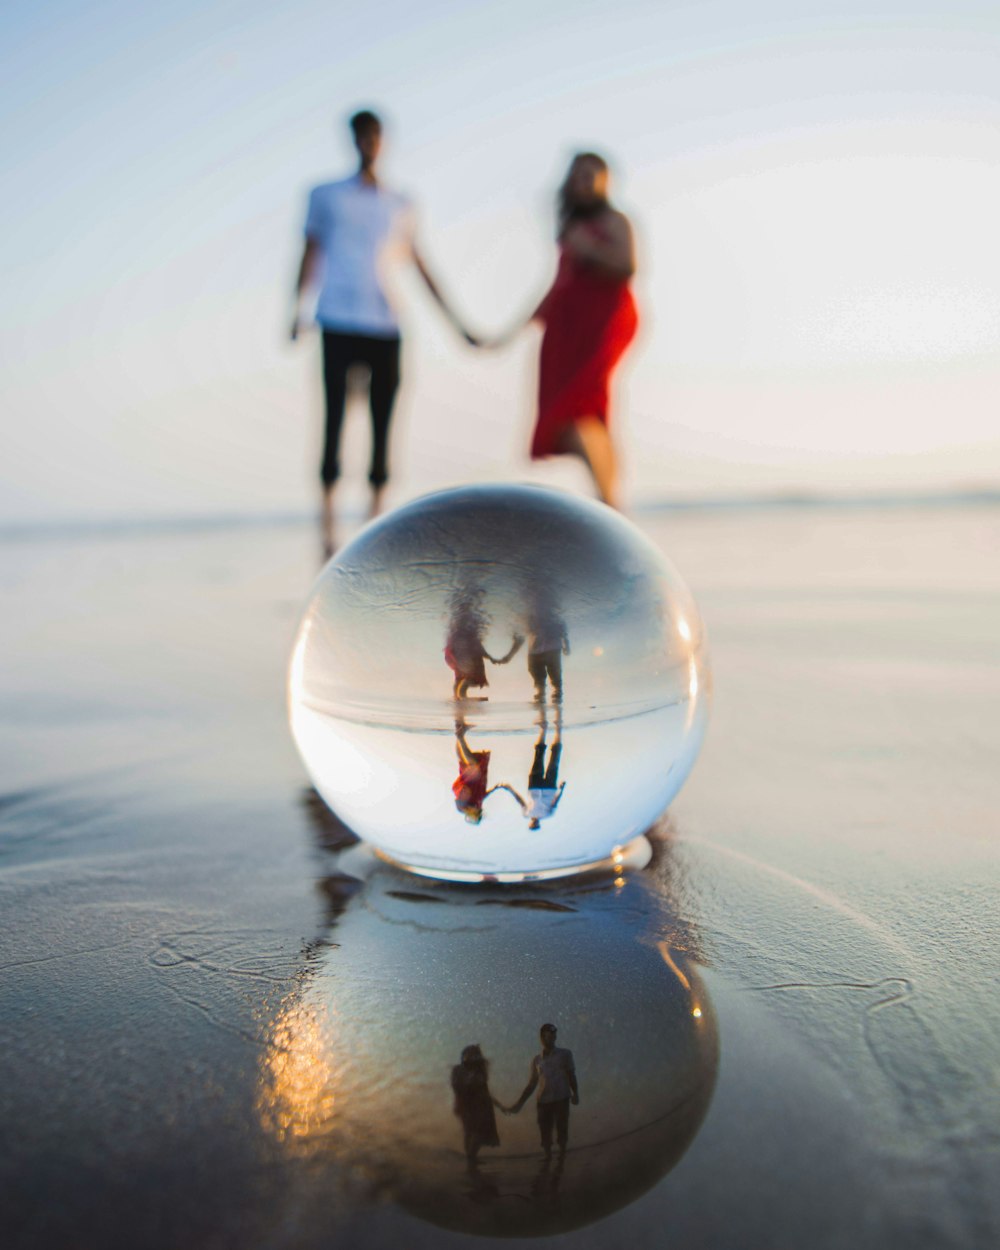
[2,503,998,1248]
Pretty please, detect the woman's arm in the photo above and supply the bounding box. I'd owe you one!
[510,1063,539,1113]
[562,211,635,279]
[480,295,549,349]
[486,634,524,665]
[413,245,477,343]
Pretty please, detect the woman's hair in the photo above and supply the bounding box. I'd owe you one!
[557,151,610,236]
[461,1044,488,1072]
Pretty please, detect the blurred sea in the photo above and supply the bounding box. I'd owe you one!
[4,483,1000,543]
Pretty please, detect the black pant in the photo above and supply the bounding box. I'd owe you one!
[321,331,401,487]
[530,741,562,790]
[537,1098,570,1151]
[528,650,563,698]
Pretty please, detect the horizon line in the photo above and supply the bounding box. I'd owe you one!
[2,484,1000,544]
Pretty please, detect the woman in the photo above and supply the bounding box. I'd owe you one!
[452,718,493,825]
[497,153,638,508]
[444,590,523,702]
[450,1044,502,1164]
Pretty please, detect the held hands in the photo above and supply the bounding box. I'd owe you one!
[290,316,315,343]
[462,326,522,351]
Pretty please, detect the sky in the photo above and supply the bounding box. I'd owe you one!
[3,0,1000,522]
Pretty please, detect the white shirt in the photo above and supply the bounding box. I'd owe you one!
[530,1047,576,1104]
[526,785,565,822]
[304,174,415,337]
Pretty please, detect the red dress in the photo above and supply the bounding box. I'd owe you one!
[532,225,638,458]
[453,750,490,814]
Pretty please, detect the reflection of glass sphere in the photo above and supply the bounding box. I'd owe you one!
[258,860,719,1239]
[289,485,710,881]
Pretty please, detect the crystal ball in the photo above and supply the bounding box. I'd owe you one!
[288,484,709,881]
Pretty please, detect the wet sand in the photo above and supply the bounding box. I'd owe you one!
[2,504,998,1248]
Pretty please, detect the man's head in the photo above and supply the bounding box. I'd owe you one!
[349,109,383,169]
[539,1023,558,1049]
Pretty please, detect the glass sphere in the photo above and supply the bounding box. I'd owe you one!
[289,485,709,881]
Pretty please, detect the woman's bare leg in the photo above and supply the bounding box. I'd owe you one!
[559,419,621,509]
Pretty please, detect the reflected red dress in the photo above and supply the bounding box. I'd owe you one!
[453,750,490,815]
[532,224,638,458]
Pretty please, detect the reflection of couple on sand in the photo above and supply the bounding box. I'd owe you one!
[453,712,565,829]
[451,1024,579,1165]
[292,107,638,553]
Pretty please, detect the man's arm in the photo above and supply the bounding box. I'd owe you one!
[290,237,322,341]
[566,1052,579,1105]
[509,1060,539,1113]
[490,783,526,810]
[486,634,524,666]
[412,245,475,342]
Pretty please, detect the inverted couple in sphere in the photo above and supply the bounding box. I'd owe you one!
[452,708,565,829]
[291,109,638,553]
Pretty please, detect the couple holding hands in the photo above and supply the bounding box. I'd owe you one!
[292,109,638,553]
[451,1023,579,1165]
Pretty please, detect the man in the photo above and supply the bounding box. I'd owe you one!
[507,1022,579,1157]
[502,709,567,831]
[525,597,569,703]
[291,109,468,554]
[522,712,566,831]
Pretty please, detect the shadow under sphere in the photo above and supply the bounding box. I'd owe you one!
[258,839,719,1238]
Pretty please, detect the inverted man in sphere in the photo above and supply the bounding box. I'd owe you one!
[291,108,469,555]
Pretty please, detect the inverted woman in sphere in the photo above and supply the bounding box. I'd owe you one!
[490,153,638,509]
